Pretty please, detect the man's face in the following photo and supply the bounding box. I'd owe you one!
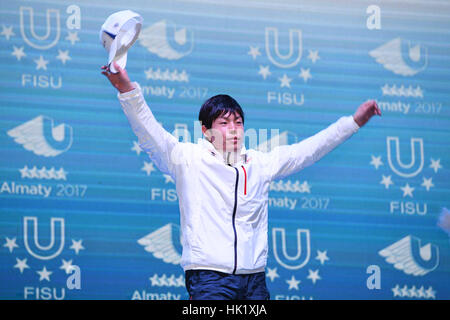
[202,111,244,152]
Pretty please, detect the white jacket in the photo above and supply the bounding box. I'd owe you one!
[118,82,360,274]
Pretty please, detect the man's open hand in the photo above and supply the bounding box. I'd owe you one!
[101,62,135,94]
[353,100,381,127]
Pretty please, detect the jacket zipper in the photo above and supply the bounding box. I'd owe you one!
[230,165,239,274]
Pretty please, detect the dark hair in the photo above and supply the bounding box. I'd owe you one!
[198,94,245,129]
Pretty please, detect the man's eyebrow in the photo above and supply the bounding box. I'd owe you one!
[219,114,242,120]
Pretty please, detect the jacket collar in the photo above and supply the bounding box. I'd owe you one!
[197,138,248,166]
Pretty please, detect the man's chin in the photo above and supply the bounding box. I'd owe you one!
[225,143,241,152]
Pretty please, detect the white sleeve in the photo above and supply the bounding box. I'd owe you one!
[267,115,360,181]
[118,82,181,179]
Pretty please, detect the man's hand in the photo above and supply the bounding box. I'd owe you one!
[353,100,381,127]
[101,61,135,93]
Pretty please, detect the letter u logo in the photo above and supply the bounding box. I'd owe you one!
[42,117,73,152]
[272,228,310,270]
[20,6,61,50]
[166,22,194,56]
[387,137,424,178]
[410,237,439,273]
[24,216,65,260]
[401,41,427,73]
[265,27,302,68]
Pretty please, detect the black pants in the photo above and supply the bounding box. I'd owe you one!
[185,269,270,300]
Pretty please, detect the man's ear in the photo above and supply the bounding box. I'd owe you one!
[202,125,210,139]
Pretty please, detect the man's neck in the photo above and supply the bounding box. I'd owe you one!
[209,140,242,166]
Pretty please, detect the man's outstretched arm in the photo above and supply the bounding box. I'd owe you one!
[101,62,181,178]
[266,100,381,181]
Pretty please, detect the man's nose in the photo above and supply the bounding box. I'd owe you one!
[228,122,237,131]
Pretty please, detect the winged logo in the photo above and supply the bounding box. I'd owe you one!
[369,38,427,76]
[7,115,73,157]
[137,223,182,265]
[139,20,193,60]
[379,235,439,276]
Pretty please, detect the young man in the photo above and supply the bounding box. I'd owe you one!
[102,62,381,300]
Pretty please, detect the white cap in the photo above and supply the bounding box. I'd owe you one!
[100,10,143,73]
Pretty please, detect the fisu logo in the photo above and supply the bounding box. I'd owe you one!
[370,136,442,216]
[387,137,424,178]
[24,216,65,260]
[249,26,318,107]
[4,5,82,89]
[20,6,61,50]
[265,27,302,69]
[272,228,310,270]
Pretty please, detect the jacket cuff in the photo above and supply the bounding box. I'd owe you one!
[117,82,141,101]
[347,115,360,132]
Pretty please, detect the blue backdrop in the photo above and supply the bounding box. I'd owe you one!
[1,0,449,300]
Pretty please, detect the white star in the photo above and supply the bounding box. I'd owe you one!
[11,46,26,61]
[417,286,426,298]
[37,266,52,282]
[266,267,279,282]
[14,258,30,273]
[56,167,68,180]
[60,259,75,274]
[163,174,175,184]
[279,74,292,88]
[421,177,434,191]
[381,84,390,96]
[167,274,177,287]
[429,158,442,173]
[401,285,410,297]
[149,274,160,286]
[307,50,320,63]
[248,46,261,60]
[66,31,80,45]
[1,25,15,40]
[28,166,39,178]
[307,269,321,284]
[300,181,311,193]
[3,237,19,253]
[392,285,402,297]
[425,286,436,299]
[70,239,85,255]
[409,286,418,298]
[298,68,312,83]
[159,274,169,286]
[315,250,329,265]
[380,175,394,189]
[370,155,383,169]
[176,275,184,287]
[131,141,143,155]
[258,65,271,80]
[400,183,415,198]
[286,275,301,290]
[47,167,57,179]
[38,166,49,179]
[56,49,71,64]
[414,86,424,98]
[34,55,49,71]
[179,70,189,82]
[142,161,156,176]
[19,165,30,178]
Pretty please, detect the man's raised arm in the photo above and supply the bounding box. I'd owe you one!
[101,62,181,178]
[266,100,381,181]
